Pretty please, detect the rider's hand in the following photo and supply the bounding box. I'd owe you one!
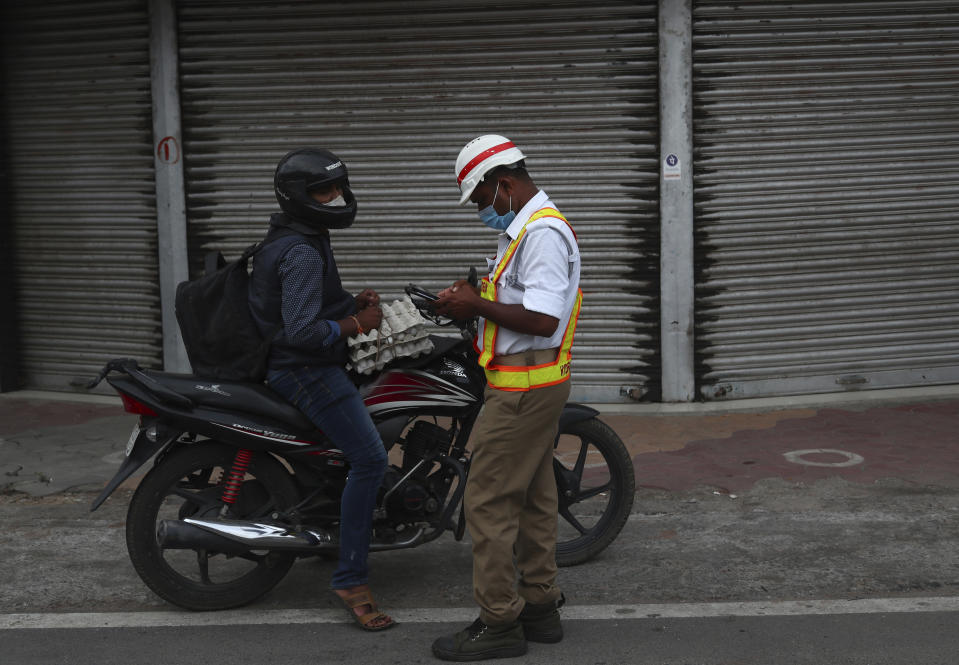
[355,288,380,309]
[356,305,383,333]
[435,280,481,320]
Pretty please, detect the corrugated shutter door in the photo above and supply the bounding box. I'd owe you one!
[5,0,161,390]
[693,1,959,400]
[176,0,660,402]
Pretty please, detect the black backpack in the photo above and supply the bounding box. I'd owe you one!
[174,243,273,382]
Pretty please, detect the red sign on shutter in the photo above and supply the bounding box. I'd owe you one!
[157,136,180,164]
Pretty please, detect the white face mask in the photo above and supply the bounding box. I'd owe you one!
[322,194,347,207]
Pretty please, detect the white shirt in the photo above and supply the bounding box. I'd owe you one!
[480,190,581,355]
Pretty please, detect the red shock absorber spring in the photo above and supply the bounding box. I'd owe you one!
[220,449,253,505]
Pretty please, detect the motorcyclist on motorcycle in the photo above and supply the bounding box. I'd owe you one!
[248,147,395,631]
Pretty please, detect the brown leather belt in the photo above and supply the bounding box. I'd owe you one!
[491,347,560,367]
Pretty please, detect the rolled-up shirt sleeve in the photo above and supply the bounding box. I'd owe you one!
[276,244,341,349]
[519,228,573,319]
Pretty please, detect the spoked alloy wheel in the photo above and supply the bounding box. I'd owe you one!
[553,417,635,566]
[126,442,300,610]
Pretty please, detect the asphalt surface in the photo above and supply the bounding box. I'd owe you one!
[5,611,959,665]
[1,385,958,664]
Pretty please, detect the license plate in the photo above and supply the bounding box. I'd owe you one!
[125,420,142,457]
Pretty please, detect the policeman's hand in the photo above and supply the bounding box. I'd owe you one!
[356,305,383,333]
[437,279,479,299]
[435,280,481,320]
[355,288,380,309]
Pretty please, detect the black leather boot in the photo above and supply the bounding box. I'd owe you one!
[432,618,527,661]
[518,594,565,643]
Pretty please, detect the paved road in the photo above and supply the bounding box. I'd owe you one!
[4,606,959,665]
[2,477,957,664]
[1,387,958,663]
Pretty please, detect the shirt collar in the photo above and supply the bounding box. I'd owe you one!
[503,190,550,239]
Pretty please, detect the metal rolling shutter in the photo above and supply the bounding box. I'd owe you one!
[692,1,959,400]
[5,0,161,390]
[176,0,660,403]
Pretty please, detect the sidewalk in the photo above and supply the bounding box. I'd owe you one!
[602,387,959,494]
[1,385,958,497]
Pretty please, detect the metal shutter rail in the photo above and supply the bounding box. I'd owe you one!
[177,0,660,402]
[4,0,161,390]
[693,0,959,399]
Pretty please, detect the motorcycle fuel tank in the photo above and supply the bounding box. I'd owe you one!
[361,356,483,419]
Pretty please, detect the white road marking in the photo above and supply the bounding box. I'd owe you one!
[2,597,958,630]
[783,448,865,468]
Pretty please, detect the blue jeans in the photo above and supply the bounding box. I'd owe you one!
[267,364,388,590]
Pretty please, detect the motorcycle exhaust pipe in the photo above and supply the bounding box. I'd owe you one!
[157,518,335,554]
[157,519,251,555]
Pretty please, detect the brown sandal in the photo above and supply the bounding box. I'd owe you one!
[333,589,397,632]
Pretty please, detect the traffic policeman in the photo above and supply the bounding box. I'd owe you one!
[432,134,582,660]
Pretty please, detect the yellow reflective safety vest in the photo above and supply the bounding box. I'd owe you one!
[475,207,582,392]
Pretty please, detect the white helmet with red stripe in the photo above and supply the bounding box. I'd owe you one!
[454,134,527,206]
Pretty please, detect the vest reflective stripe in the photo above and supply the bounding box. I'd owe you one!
[476,208,582,391]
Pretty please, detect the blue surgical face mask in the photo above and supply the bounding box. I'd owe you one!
[477,180,515,231]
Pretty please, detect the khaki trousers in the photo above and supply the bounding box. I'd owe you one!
[465,378,570,625]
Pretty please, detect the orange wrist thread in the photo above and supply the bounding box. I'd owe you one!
[350,315,365,335]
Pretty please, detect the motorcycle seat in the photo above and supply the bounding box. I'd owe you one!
[140,370,315,430]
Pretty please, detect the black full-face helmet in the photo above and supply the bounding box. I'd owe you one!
[274,148,357,229]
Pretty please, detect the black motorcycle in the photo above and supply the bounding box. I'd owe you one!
[88,284,635,611]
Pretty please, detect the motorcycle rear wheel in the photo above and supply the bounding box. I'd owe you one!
[126,441,301,610]
[554,417,635,566]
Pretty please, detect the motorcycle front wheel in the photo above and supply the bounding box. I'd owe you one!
[126,441,301,610]
[554,417,635,566]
